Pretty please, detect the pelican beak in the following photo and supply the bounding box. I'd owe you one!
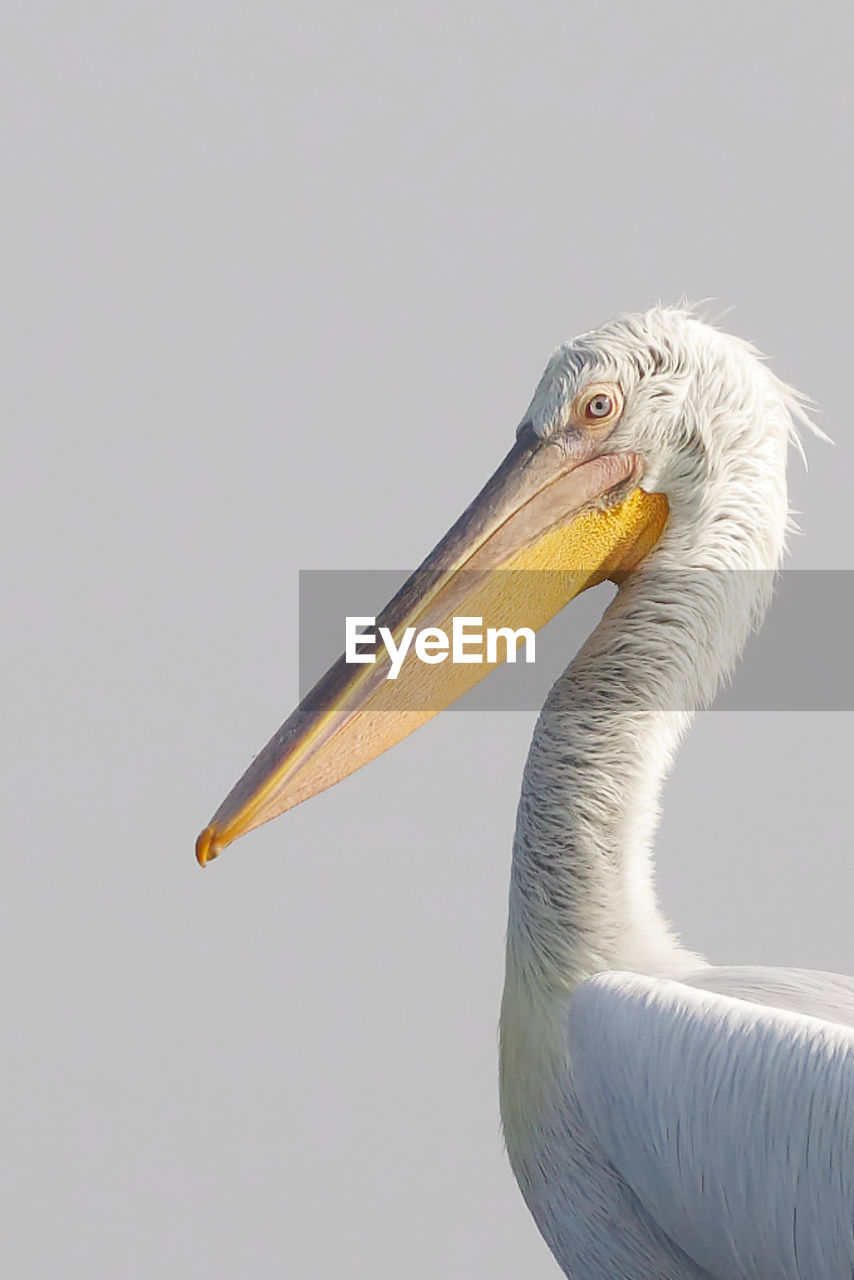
[195,426,668,865]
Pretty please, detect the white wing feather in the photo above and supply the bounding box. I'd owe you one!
[568,969,854,1280]
[684,966,854,1029]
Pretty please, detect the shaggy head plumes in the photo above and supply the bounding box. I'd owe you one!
[521,305,819,574]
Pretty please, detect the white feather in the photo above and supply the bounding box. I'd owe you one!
[569,972,854,1279]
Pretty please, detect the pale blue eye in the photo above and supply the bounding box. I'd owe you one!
[587,394,613,418]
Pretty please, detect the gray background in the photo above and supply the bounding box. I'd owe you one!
[3,3,852,1276]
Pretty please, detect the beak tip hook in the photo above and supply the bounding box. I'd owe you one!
[195,826,221,867]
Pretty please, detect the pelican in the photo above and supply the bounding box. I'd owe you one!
[195,307,854,1278]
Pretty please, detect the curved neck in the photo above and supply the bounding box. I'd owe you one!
[498,561,775,1157]
[504,560,774,1000]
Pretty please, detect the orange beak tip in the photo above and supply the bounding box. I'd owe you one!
[195,826,222,867]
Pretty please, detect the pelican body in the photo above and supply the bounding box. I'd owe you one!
[196,308,853,1278]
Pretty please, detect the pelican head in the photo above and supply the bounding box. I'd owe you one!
[196,306,810,865]
[525,309,807,566]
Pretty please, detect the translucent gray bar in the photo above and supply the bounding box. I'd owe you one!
[297,570,854,712]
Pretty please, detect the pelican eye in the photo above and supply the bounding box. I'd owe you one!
[573,383,624,429]
[587,394,612,418]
